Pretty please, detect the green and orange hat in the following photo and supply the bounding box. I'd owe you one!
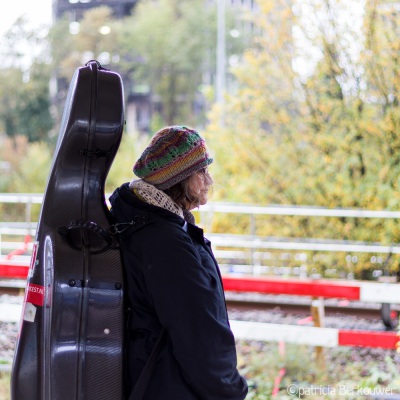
[133,126,213,190]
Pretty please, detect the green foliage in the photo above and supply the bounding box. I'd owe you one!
[105,131,150,193]
[204,0,400,277]
[0,341,399,399]
[11,141,52,194]
[238,341,400,399]
[1,0,400,278]
[46,1,250,129]
[0,135,51,195]
[48,7,120,82]
[0,65,53,142]
[0,135,51,222]
[0,17,53,142]
[0,372,10,400]
[0,68,23,137]
[115,0,246,126]
[0,135,30,192]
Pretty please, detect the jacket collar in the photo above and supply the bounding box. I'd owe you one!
[111,183,185,226]
[111,183,207,243]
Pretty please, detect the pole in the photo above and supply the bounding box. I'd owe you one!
[216,0,226,124]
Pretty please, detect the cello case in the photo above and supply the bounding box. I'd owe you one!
[11,60,125,400]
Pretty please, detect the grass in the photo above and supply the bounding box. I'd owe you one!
[2,341,400,399]
[237,340,400,399]
[0,373,10,400]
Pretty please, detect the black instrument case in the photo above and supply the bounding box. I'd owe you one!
[11,60,125,400]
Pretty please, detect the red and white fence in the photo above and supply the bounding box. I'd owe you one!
[2,260,399,349]
[224,275,400,349]
[230,320,399,349]
[222,275,400,304]
[1,196,400,350]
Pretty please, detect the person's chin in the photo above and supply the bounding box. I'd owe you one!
[199,195,208,205]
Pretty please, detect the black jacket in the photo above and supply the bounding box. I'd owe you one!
[110,183,248,400]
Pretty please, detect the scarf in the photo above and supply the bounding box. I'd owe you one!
[129,179,196,224]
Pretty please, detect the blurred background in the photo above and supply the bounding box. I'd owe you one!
[2,1,400,398]
[1,0,400,280]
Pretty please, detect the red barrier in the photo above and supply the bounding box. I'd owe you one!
[0,262,399,349]
[5,235,31,260]
[0,261,29,279]
[0,266,395,303]
[231,320,400,349]
[338,330,399,349]
[222,275,361,299]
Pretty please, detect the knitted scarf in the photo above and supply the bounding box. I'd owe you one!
[129,179,196,224]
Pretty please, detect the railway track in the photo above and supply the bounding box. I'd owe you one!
[1,279,397,330]
[0,280,397,372]
[0,281,25,296]
[225,292,400,332]
[226,297,384,319]
[225,290,400,312]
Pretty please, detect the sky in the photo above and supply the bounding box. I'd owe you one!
[0,0,52,38]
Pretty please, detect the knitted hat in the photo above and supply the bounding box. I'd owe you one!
[133,126,213,190]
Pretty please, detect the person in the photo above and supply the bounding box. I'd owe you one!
[110,125,248,400]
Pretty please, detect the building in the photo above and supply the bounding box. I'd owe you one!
[51,0,256,134]
[53,0,137,21]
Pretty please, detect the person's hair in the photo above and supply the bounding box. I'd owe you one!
[164,176,197,210]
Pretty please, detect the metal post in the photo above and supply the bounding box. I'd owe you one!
[311,297,326,368]
[216,0,226,125]
[26,198,33,236]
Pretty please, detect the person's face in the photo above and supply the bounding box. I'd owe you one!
[188,167,213,209]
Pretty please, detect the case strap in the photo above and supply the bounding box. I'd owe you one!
[58,219,115,254]
[110,215,151,236]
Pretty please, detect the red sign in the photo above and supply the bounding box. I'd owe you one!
[26,283,45,306]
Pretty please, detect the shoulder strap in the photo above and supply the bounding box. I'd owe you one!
[128,328,167,400]
[111,214,152,237]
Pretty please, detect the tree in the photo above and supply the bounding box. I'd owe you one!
[48,7,122,125]
[204,0,400,277]
[115,0,247,127]
[48,7,121,82]
[0,17,53,141]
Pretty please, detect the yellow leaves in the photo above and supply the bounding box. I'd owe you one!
[358,119,380,139]
[10,140,52,193]
[0,135,29,171]
[258,0,275,15]
[276,109,291,125]
[200,0,400,278]
[106,132,146,192]
[384,109,400,133]
[379,165,390,181]
[80,6,114,29]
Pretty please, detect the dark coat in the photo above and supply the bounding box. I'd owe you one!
[110,183,248,400]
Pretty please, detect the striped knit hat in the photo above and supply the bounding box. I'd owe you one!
[133,126,213,190]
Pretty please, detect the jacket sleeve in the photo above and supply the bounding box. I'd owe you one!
[139,224,248,400]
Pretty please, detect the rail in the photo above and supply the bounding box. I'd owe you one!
[3,193,400,217]
[3,226,400,253]
[200,202,400,219]
[2,193,400,265]
[1,266,399,349]
[2,193,400,351]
